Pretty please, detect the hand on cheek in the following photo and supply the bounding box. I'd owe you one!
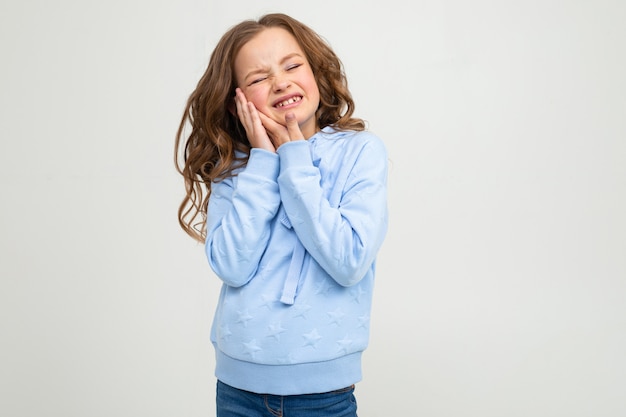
[259,111,305,149]
[234,88,275,152]
[235,88,305,151]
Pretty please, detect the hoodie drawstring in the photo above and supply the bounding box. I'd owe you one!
[280,240,305,305]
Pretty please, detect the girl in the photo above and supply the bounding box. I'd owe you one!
[175,13,388,417]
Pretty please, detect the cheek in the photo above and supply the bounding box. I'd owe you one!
[243,88,267,110]
[303,75,320,103]
[247,90,282,122]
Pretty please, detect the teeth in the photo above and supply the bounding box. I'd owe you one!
[277,96,301,107]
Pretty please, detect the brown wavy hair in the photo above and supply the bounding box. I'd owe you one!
[175,13,365,242]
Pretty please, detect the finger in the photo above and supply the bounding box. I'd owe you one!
[234,90,245,120]
[247,102,264,132]
[234,89,254,134]
[234,89,247,119]
[257,111,283,133]
[246,102,276,152]
[285,112,304,141]
[258,111,289,147]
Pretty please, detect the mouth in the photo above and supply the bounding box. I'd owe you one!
[274,95,303,108]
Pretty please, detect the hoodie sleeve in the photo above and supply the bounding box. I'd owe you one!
[276,133,388,287]
[205,149,281,287]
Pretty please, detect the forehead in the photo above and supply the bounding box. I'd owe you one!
[235,27,304,69]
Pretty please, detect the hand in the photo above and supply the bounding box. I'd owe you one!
[234,88,305,151]
[234,88,275,152]
[259,111,305,148]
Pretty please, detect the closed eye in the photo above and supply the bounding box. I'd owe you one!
[286,63,302,71]
[249,77,267,85]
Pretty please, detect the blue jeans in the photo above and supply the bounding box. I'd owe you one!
[216,380,358,417]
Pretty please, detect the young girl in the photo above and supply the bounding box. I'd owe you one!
[175,13,388,417]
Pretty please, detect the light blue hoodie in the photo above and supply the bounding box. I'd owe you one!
[206,127,388,395]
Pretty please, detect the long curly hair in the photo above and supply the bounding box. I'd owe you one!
[175,13,365,242]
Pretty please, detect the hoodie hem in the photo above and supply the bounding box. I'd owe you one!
[214,348,363,395]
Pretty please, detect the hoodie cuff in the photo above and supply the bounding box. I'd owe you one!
[276,140,312,173]
[245,148,280,180]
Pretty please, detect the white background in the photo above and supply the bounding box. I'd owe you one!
[1,1,625,416]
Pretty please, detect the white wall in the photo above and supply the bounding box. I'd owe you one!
[1,1,624,416]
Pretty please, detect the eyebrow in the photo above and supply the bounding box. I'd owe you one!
[243,53,304,81]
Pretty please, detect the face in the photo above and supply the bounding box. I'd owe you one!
[234,27,320,139]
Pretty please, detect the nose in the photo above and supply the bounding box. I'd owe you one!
[272,73,291,92]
